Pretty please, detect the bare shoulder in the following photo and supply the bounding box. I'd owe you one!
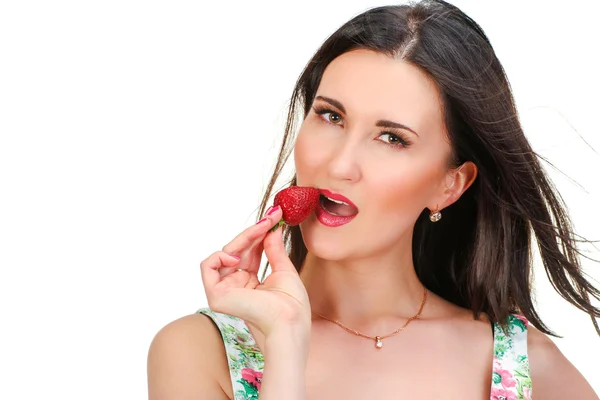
[147,313,232,400]
[527,325,598,399]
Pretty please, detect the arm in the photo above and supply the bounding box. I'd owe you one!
[260,325,310,400]
[147,314,232,400]
[528,326,598,400]
[147,314,310,400]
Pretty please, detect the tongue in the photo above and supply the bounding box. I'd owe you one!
[324,199,358,217]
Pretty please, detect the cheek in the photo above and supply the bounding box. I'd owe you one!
[370,161,443,216]
[293,123,330,182]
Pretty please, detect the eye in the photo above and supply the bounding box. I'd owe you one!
[378,132,410,148]
[326,112,343,125]
[313,106,343,125]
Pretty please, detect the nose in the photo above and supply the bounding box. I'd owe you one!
[326,136,362,183]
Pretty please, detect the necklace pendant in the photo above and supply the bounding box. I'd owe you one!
[375,336,383,349]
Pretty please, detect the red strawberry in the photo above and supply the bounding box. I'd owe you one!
[271,186,320,229]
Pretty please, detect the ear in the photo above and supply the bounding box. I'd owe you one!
[432,161,478,210]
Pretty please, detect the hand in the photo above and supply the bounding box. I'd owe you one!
[200,206,311,339]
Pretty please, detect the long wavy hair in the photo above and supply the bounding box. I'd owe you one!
[255,0,600,335]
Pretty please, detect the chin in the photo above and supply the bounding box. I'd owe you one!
[298,217,356,261]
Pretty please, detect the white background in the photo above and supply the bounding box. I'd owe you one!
[1,0,599,398]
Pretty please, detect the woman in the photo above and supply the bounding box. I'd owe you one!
[147,1,600,399]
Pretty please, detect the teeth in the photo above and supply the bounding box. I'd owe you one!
[325,196,348,206]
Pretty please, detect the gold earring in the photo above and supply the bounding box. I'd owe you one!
[429,206,442,222]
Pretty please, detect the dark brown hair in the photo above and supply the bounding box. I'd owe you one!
[256,0,600,335]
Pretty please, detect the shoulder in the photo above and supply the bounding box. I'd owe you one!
[147,311,232,400]
[527,323,598,399]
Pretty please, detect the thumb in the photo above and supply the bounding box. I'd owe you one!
[263,226,297,274]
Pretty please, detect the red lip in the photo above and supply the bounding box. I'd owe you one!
[319,189,359,211]
[315,202,357,227]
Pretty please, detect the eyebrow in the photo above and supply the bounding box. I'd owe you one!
[314,95,419,137]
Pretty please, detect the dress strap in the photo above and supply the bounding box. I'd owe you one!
[490,314,533,400]
[197,308,264,399]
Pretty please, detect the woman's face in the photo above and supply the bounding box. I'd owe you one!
[294,49,454,261]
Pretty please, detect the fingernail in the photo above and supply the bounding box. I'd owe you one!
[231,255,240,261]
[267,205,280,216]
[265,206,273,215]
[256,218,267,224]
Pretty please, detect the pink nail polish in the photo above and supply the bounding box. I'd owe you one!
[256,218,267,224]
[231,255,240,261]
[267,205,280,216]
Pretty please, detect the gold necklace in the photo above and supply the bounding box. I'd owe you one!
[312,288,428,350]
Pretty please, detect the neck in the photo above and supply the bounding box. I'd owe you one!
[299,240,427,329]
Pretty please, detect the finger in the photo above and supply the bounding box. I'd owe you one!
[222,207,283,255]
[219,266,242,278]
[219,268,253,288]
[263,225,297,274]
[200,251,240,289]
[246,272,260,289]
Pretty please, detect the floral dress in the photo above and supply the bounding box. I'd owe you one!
[197,309,532,400]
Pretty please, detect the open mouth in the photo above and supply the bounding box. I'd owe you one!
[319,194,359,217]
